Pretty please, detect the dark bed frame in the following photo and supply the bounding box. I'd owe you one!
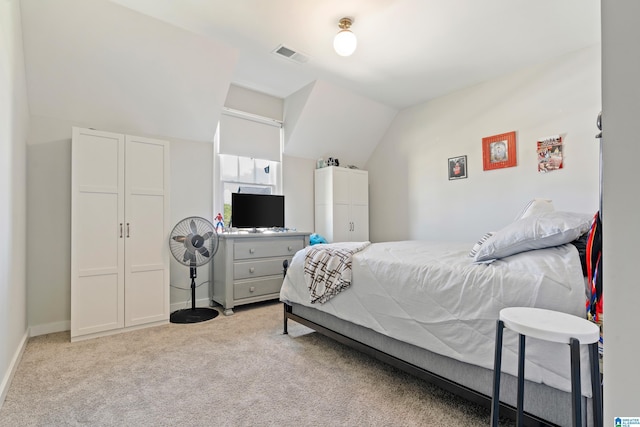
[283,302,559,427]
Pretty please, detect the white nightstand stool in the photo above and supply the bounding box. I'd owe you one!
[490,307,602,427]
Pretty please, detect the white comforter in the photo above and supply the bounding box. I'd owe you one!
[280,240,593,397]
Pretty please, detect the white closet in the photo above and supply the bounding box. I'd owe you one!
[314,166,369,242]
[71,127,170,341]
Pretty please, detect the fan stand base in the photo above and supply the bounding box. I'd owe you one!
[170,307,219,324]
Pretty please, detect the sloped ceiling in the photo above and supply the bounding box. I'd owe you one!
[18,0,600,162]
[20,0,237,142]
[108,0,600,110]
[284,80,396,168]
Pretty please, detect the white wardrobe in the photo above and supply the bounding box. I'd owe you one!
[314,166,369,242]
[71,127,170,341]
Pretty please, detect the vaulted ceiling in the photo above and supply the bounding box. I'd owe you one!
[19,0,600,166]
[109,0,601,108]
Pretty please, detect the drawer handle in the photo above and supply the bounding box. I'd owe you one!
[287,246,293,251]
[249,248,255,254]
[249,286,256,293]
[249,267,255,274]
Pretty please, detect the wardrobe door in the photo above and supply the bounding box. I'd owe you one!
[71,128,125,339]
[124,135,170,326]
[348,169,369,241]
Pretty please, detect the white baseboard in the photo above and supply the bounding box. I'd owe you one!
[23,297,214,339]
[27,300,214,338]
[29,320,70,337]
[0,330,28,410]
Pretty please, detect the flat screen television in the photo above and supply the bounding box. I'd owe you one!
[231,193,285,229]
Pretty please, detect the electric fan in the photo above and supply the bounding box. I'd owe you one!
[169,216,220,323]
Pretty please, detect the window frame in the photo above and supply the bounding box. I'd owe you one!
[213,111,283,227]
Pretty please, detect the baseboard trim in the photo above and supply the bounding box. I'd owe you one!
[29,320,70,337]
[0,330,29,410]
[70,319,168,343]
[28,301,213,337]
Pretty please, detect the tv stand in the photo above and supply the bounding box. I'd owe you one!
[211,231,310,315]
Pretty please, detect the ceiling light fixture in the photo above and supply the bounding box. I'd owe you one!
[333,17,357,57]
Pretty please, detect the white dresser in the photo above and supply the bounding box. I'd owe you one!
[211,232,310,315]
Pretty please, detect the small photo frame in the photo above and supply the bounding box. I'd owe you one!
[482,131,517,171]
[448,155,468,180]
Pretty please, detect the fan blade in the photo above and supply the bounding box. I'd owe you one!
[183,251,195,263]
[201,231,213,241]
[190,219,198,235]
[172,235,186,243]
[184,233,196,251]
[197,246,210,258]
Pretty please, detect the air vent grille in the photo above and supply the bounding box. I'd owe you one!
[272,44,310,64]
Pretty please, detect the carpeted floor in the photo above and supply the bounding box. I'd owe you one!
[0,301,514,426]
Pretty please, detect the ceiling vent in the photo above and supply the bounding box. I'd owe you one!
[272,44,310,64]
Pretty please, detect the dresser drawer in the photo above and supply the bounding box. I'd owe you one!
[234,238,304,260]
[234,258,289,280]
[234,277,283,300]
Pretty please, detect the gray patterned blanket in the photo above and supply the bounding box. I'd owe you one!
[304,241,371,304]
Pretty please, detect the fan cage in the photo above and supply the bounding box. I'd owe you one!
[169,216,219,267]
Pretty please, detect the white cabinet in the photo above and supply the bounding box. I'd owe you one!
[314,166,369,242]
[71,127,170,341]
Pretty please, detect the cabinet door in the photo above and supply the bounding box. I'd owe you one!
[350,203,370,241]
[124,135,170,327]
[332,203,351,242]
[349,169,369,241]
[71,128,125,338]
[331,167,350,204]
[349,170,369,205]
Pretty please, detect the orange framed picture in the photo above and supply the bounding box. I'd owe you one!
[482,131,517,171]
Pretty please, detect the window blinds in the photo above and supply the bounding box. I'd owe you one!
[219,114,281,162]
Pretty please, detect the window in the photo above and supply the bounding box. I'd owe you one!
[214,110,283,227]
[219,154,280,227]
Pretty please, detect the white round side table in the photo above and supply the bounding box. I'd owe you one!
[490,307,602,427]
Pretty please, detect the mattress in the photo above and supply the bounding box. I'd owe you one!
[280,240,594,397]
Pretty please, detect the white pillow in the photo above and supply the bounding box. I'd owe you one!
[473,211,592,262]
[514,198,554,221]
[468,232,495,258]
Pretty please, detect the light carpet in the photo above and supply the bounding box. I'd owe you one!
[0,301,514,426]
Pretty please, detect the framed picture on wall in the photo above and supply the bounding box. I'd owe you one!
[448,155,468,180]
[482,131,517,171]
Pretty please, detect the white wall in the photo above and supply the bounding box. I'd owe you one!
[283,80,397,169]
[225,84,283,121]
[601,0,640,419]
[366,45,602,243]
[282,155,315,233]
[26,118,72,333]
[168,138,213,310]
[0,0,29,405]
[26,115,214,333]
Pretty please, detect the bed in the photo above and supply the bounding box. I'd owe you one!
[280,208,599,426]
